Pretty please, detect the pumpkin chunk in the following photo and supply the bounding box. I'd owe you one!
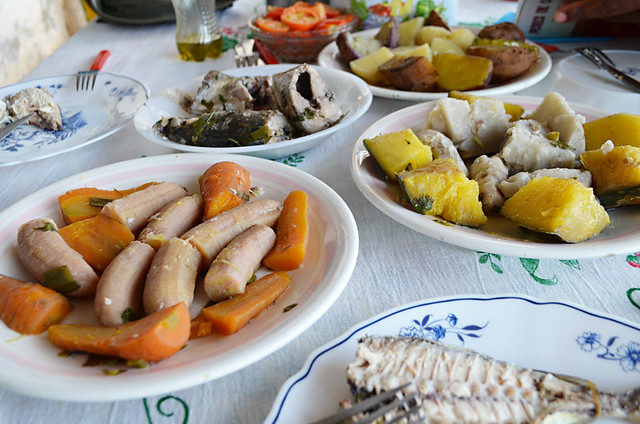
[500,176,610,243]
[364,129,433,180]
[397,158,487,227]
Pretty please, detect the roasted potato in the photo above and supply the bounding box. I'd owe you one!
[477,22,526,42]
[467,43,539,83]
[424,10,450,30]
[336,32,383,64]
[379,56,438,91]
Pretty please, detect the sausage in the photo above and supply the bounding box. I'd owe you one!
[94,241,156,326]
[138,193,203,250]
[101,182,187,235]
[16,218,98,297]
[204,224,276,302]
[181,198,282,268]
[143,237,201,314]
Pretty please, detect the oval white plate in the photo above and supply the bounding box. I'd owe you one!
[134,64,372,159]
[0,73,149,167]
[318,28,552,101]
[266,294,640,423]
[0,153,358,401]
[351,95,640,259]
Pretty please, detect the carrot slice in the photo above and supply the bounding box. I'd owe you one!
[199,161,251,220]
[202,271,290,335]
[0,274,72,335]
[263,190,309,271]
[58,183,155,225]
[48,302,190,362]
[189,312,214,339]
[58,214,135,272]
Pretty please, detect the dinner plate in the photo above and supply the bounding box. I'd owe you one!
[0,153,358,401]
[317,28,552,101]
[133,64,373,159]
[0,73,149,167]
[266,294,640,423]
[351,95,640,259]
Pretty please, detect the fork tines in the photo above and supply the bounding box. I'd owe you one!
[575,47,616,68]
[76,70,98,91]
[310,383,425,424]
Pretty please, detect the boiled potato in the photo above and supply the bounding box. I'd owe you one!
[349,47,394,85]
[432,53,493,91]
[399,17,425,46]
[431,37,465,55]
[446,28,477,50]
[392,43,433,62]
[416,25,450,45]
[379,56,439,92]
[466,44,539,83]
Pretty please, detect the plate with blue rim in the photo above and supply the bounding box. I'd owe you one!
[0,73,149,167]
[266,293,640,423]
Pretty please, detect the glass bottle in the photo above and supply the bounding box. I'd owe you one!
[171,0,223,61]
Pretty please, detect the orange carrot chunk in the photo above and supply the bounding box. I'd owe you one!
[48,302,190,362]
[0,274,72,335]
[199,161,251,220]
[263,190,309,271]
[189,312,214,339]
[202,271,290,335]
[58,214,135,272]
[58,183,155,225]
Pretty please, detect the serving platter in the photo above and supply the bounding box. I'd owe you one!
[317,28,552,101]
[351,95,640,259]
[134,64,372,159]
[0,73,149,167]
[0,153,358,401]
[266,294,640,423]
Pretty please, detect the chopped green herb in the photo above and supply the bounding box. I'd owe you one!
[89,197,113,208]
[42,265,81,295]
[283,304,297,313]
[35,222,57,232]
[410,195,435,214]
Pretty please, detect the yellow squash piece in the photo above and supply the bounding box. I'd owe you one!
[364,129,433,180]
[432,53,493,92]
[583,113,640,151]
[350,47,394,85]
[500,176,610,243]
[397,158,487,227]
[581,144,640,208]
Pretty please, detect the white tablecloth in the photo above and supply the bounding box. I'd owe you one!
[0,1,639,423]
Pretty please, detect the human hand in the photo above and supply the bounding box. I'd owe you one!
[554,0,640,22]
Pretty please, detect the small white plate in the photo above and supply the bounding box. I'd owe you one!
[317,28,552,101]
[0,153,358,401]
[351,95,640,259]
[134,64,372,159]
[550,50,640,114]
[0,73,149,167]
[266,294,640,423]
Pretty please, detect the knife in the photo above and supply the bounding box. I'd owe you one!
[576,48,640,93]
[0,112,36,140]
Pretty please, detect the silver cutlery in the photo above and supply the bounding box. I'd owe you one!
[76,50,111,91]
[0,112,36,140]
[234,38,263,67]
[575,47,640,93]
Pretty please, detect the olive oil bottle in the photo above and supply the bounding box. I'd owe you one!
[171,0,222,61]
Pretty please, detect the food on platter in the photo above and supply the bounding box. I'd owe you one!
[363,91,640,242]
[501,176,610,243]
[2,160,311,365]
[581,142,640,208]
[336,15,541,93]
[0,87,62,130]
[583,113,640,151]
[341,336,640,422]
[153,64,343,148]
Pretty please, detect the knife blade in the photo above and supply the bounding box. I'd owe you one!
[0,112,36,140]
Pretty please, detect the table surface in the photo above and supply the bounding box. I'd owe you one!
[1,0,639,423]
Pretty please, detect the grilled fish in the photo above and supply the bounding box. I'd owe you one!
[154,109,292,148]
[271,64,343,135]
[346,335,640,423]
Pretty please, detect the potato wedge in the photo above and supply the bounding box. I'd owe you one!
[379,56,439,92]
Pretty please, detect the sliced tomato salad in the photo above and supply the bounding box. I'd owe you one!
[258,1,356,34]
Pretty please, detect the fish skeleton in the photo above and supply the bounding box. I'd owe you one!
[345,336,640,423]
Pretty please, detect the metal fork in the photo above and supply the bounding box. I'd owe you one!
[309,384,425,424]
[76,50,111,91]
[575,47,640,93]
[234,38,262,67]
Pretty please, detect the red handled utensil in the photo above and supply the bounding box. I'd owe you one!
[76,50,111,91]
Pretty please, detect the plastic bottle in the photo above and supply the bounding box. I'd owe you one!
[171,0,223,61]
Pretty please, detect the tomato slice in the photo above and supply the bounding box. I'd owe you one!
[265,7,284,20]
[314,18,349,32]
[280,6,322,31]
[324,4,342,18]
[255,17,290,33]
